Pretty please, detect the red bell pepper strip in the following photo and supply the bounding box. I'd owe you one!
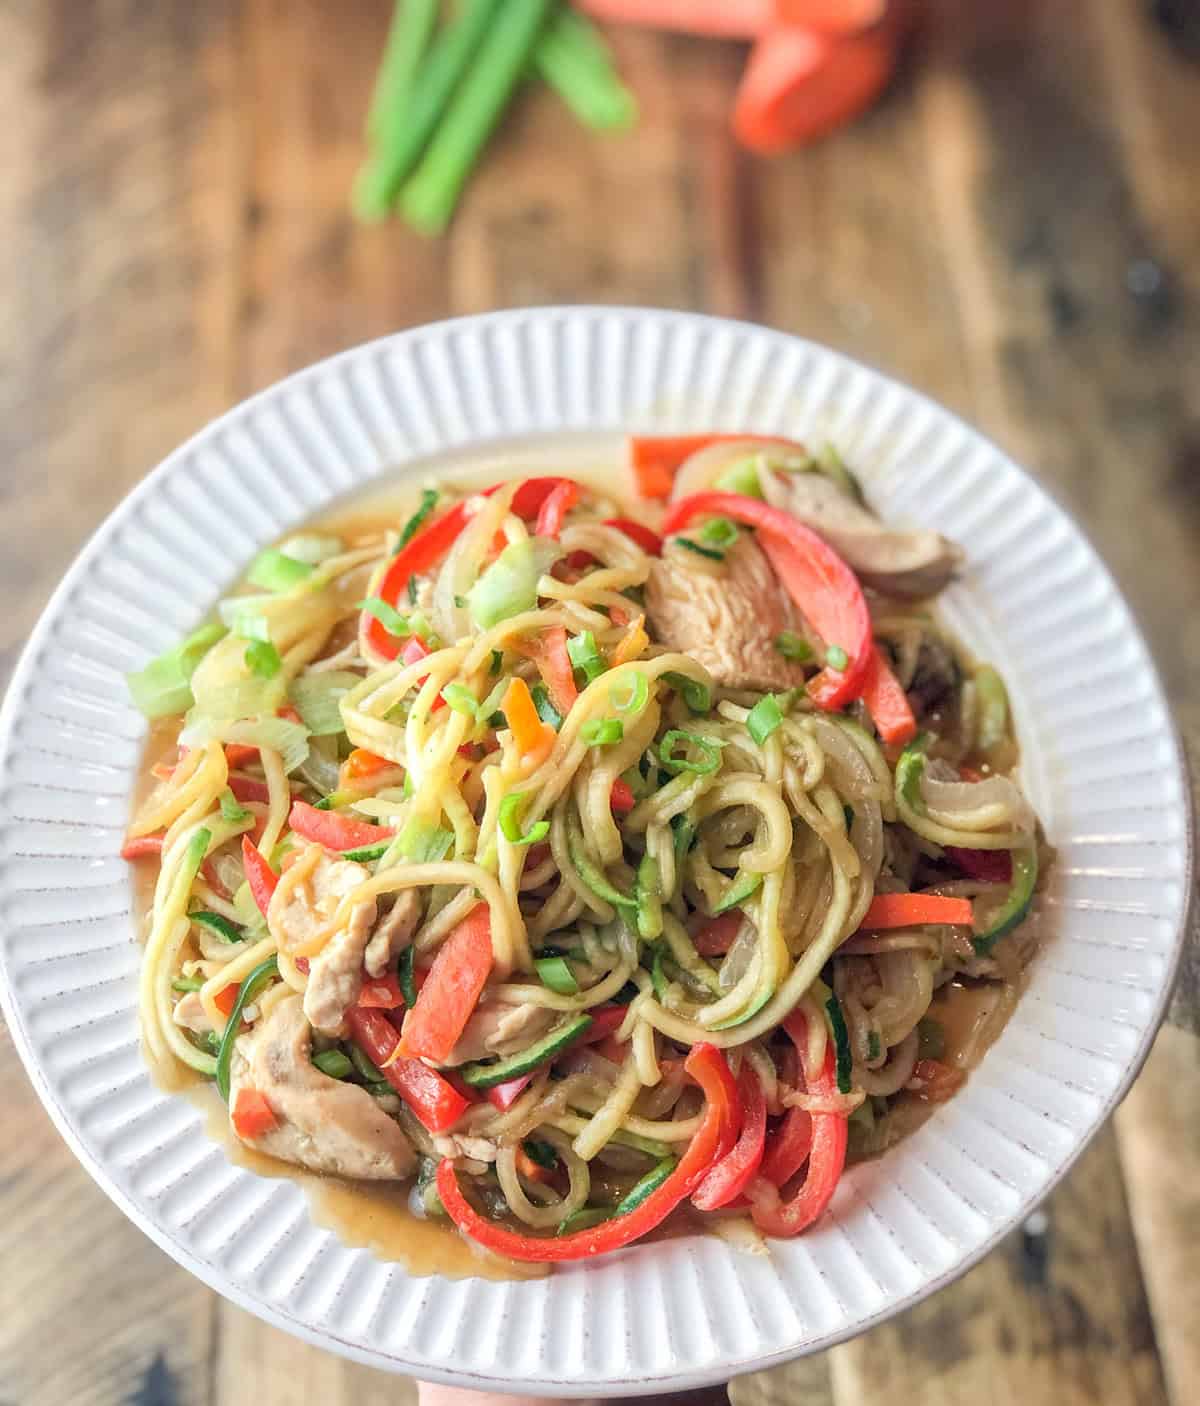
[520,626,578,717]
[288,799,395,852]
[398,903,493,1063]
[486,1072,534,1112]
[603,518,663,556]
[692,1063,767,1210]
[945,846,1013,884]
[758,1034,813,1186]
[747,1011,847,1237]
[356,969,405,1009]
[121,835,165,861]
[859,645,917,746]
[437,1042,736,1261]
[663,492,872,710]
[241,835,278,916]
[609,778,636,816]
[535,480,581,538]
[347,1007,471,1133]
[363,502,475,661]
[574,1004,627,1044]
[231,1086,278,1138]
[228,774,271,806]
[858,892,974,930]
[691,910,743,957]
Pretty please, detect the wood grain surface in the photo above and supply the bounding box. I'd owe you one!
[0,2,1196,1404]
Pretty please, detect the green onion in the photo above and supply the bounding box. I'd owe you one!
[215,955,279,1101]
[673,536,725,562]
[498,792,550,847]
[522,1138,559,1170]
[775,631,813,662]
[229,610,271,643]
[398,489,439,548]
[397,947,418,1009]
[659,729,725,776]
[671,813,695,866]
[663,671,711,715]
[746,694,784,745]
[826,644,849,671]
[974,665,1009,754]
[357,596,410,638]
[247,549,313,593]
[402,0,556,235]
[467,537,560,629]
[581,718,623,747]
[171,976,204,993]
[635,853,663,941]
[867,1029,882,1062]
[535,955,579,995]
[714,454,766,498]
[609,671,648,715]
[356,0,501,221]
[712,868,762,916]
[399,817,455,863]
[364,0,439,142]
[441,682,481,717]
[824,994,853,1095]
[533,8,637,131]
[699,517,739,549]
[277,534,343,566]
[313,1049,354,1080]
[567,631,606,685]
[896,732,932,815]
[530,682,563,730]
[190,910,245,944]
[219,790,250,823]
[126,623,226,720]
[184,828,212,874]
[244,639,282,679]
[289,670,361,736]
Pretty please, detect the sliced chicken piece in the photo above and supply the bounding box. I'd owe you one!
[269,846,377,1037]
[172,992,213,1035]
[364,890,422,979]
[646,534,808,693]
[443,1000,558,1066]
[772,472,963,599]
[230,994,415,1179]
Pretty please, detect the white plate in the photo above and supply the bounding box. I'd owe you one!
[0,308,1191,1397]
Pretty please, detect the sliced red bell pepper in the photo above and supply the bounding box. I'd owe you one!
[231,1086,278,1139]
[603,517,663,555]
[228,774,271,806]
[858,892,974,930]
[288,799,395,852]
[486,1072,534,1112]
[437,1042,736,1261]
[241,835,278,916]
[574,1004,627,1044]
[662,492,872,710]
[747,1011,847,1237]
[535,480,581,537]
[759,1035,813,1186]
[398,903,493,1063]
[692,1063,767,1210]
[521,626,578,717]
[356,969,405,1009]
[859,645,917,746]
[348,1006,471,1133]
[945,847,1013,884]
[121,834,165,861]
[691,910,743,957]
[609,778,636,816]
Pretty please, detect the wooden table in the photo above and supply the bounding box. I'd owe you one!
[1,2,1196,1402]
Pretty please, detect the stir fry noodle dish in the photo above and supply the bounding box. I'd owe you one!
[124,434,1045,1264]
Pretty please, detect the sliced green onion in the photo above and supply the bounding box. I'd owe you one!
[895,732,932,815]
[215,955,279,1101]
[581,718,623,747]
[535,955,579,995]
[247,548,313,593]
[244,639,282,679]
[399,817,455,863]
[712,868,762,915]
[398,489,439,548]
[289,670,361,736]
[441,682,481,717]
[498,792,550,847]
[467,537,561,630]
[278,533,343,566]
[190,910,245,944]
[219,790,250,823]
[609,671,649,715]
[775,631,813,662]
[746,694,784,745]
[534,8,637,131]
[357,596,410,638]
[227,609,271,642]
[530,682,563,730]
[126,623,227,720]
[184,828,212,875]
[699,517,739,549]
[663,672,711,715]
[826,644,849,671]
[397,947,418,1009]
[670,813,695,866]
[673,536,725,562]
[714,454,766,498]
[659,729,725,776]
[567,630,606,685]
[313,1049,354,1080]
[974,665,1009,753]
[171,976,204,993]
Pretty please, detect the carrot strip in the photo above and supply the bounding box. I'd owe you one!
[231,1086,278,1138]
[504,676,555,759]
[398,904,493,1063]
[858,893,974,930]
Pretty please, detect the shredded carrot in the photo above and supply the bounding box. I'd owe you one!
[231,1086,278,1138]
[611,617,649,667]
[504,676,554,759]
[343,748,395,783]
[214,983,240,1017]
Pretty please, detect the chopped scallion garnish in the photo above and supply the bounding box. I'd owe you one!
[498,791,550,847]
[659,729,725,776]
[746,694,784,745]
[358,596,410,638]
[567,630,606,685]
[581,718,623,747]
[245,640,282,679]
[530,682,563,730]
[441,682,480,716]
[609,670,649,715]
[398,489,439,548]
[699,517,739,549]
[247,548,314,593]
[219,790,250,823]
[663,671,711,715]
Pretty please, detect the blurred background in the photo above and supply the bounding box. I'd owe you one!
[0,1,1197,1403]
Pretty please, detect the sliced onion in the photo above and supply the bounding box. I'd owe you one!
[922,761,1034,835]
